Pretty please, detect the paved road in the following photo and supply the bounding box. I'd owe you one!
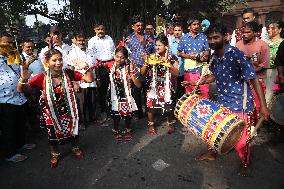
[1,118,284,189]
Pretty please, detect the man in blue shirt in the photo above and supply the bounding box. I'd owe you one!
[170,22,184,99]
[182,23,270,176]
[126,16,155,67]
[177,18,209,98]
[126,15,155,118]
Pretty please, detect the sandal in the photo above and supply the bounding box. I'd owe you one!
[6,154,28,163]
[72,147,84,160]
[148,122,157,135]
[50,152,60,168]
[123,128,133,141]
[112,129,123,142]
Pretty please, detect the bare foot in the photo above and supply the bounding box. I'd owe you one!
[195,151,217,161]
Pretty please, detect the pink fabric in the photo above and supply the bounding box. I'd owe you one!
[250,79,266,124]
[235,112,250,165]
[184,72,209,98]
[236,39,270,79]
[273,75,284,92]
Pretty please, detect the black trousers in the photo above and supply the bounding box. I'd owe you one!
[98,67,110,113]
[132,80,147,118]
[26,88,41,132]
[176,76,185,99]
[76,87,96,123]
[0,103,27,158]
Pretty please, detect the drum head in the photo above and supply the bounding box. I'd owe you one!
[271,94,284,125]
[219,120,246,154]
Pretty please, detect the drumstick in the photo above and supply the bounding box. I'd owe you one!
[250,116,265,140]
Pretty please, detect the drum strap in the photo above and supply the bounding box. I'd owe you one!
[242,81,248,114]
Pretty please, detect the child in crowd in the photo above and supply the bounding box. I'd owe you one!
[107,47,141,141]
[141,35,179,135]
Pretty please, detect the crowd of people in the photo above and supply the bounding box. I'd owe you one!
[1,8,284,177]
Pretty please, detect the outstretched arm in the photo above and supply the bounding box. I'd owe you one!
[129,63,141,88]
[17,60,32,94]
[250,78,270,120]
[181,74,215,87]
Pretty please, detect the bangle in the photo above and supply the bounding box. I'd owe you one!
[18,79,29,85]
[130,69,137,75]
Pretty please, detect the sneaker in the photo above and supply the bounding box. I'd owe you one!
[6,154,28,162]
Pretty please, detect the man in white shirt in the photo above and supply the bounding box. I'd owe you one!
[39,25,71,69]
[21,39,44,78]
[68,32,97,129]
[88,23,115,122]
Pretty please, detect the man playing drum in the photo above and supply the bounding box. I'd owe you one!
[182,23,270,176]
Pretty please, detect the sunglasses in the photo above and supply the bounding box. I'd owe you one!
[52,31,60,35]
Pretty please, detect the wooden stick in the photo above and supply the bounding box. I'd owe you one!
[250,116,265,139]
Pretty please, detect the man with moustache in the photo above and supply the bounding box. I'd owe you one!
[88,23,115,123]
[183,23,269,176]
[236,21,270,127]
[170,22,184,98]
[68,32,97,129]
[230,8,268,46]
[21,39,45,132]
[126,15,155,119]
[177,18,209,98]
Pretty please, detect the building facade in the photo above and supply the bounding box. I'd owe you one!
[223,0,284,32]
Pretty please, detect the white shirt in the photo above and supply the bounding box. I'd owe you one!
[88,35,115,61]
[68,46,97,88]
[39,43,71,69]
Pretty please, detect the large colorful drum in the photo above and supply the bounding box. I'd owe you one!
[175,94,246,154]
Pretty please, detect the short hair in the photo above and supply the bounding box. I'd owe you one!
[187,17,200,25]
[244,21,261,32]
[50,25,60,33]
[0,32,12,38]
[156,34,168,46]
[22,38,34,44]
[93,22,105,29]
[242,8,255,16]
[173,22,183,29]
[131,15,143,25]
[45,49,62,62]
[206,23,228,36]
[145,23,154,27]
[21,38,34,47]
[74,31,85,39]
[115,46,129,58]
